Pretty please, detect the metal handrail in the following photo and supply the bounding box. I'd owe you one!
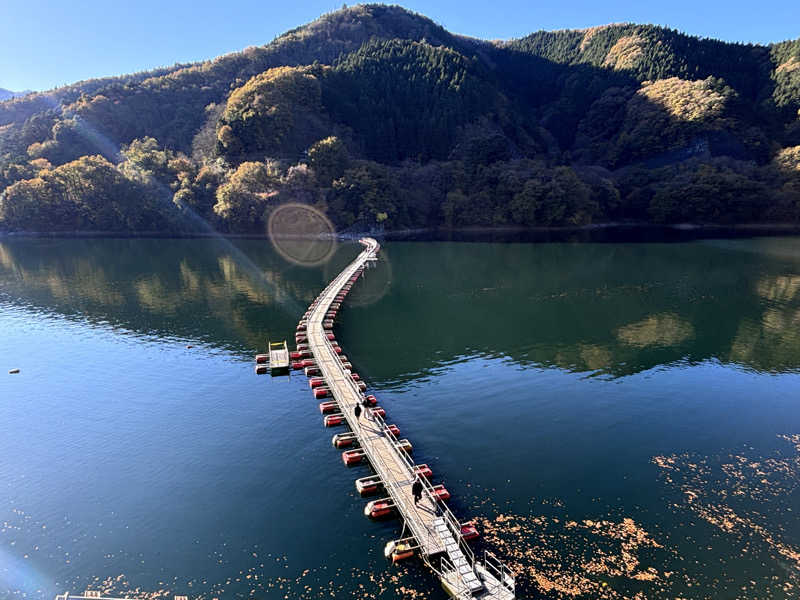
[306,238,375,305]
[311,239,475,554]
[439,554,473,600]
[324,345,447,556]
[306,237,515,596]
[308,240,443,552]
[482,550,516,593]
[326,350,472,556]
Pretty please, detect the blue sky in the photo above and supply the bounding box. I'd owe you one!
[1,0,798,91]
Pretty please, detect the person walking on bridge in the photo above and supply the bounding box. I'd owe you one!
[354,404,362,420]
[412,476,423,506]
[362,395,372,419]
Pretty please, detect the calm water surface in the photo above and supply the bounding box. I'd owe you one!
[1,237,799,599]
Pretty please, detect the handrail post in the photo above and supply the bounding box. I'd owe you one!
[306,237,514,599]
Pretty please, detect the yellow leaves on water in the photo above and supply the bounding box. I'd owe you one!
[652,434,800,582]
[778,433,800,452]
[477,511,667,599]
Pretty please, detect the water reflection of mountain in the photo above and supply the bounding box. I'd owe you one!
[336,239,800,381]
[2,237,800,376]
[0,238,360,353]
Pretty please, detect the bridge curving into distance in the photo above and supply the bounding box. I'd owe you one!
[297,237,516,600]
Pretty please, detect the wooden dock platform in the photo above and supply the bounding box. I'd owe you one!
[304,238,516,600]
[268,340,289,374]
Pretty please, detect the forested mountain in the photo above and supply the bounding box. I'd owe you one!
[0,89,31,101]
[1,4,799,233]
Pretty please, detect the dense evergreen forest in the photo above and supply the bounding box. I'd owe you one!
[1,4,799,233]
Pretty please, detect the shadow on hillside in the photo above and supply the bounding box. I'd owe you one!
[0,15,779,169]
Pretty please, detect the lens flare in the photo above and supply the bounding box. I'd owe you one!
[267,203,337,267]
[0,546,54,599]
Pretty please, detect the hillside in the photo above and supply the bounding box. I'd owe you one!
[0,89,31,101]
[1,4,799,233]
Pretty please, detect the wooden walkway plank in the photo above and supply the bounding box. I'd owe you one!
[305,238,515,599]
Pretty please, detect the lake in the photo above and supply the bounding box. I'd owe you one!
[1,236,799,600]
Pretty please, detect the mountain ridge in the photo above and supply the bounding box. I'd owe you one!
[0,4,799,233]
[0,88,32,101]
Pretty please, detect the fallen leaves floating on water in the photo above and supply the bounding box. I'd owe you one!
[72,558,432,600]
[653,432,800,598]
[476,512,670,599]
[6,434,800,599]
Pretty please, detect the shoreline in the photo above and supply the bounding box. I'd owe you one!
[2,222,800,243]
